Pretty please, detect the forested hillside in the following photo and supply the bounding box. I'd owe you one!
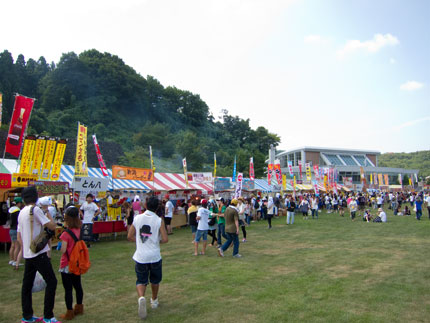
[0,49,280,177]
[379,151,430,182]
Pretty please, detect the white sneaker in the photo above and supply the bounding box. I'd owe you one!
[217,247,224,257]
[138,296,147,319]
[150,298,159,309]
[233,254,242,258]
[8,260,14,265]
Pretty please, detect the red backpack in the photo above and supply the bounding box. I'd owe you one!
[66,229,91,275]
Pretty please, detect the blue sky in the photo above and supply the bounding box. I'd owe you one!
[2,0,429,153]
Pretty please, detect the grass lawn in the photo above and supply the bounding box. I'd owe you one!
[1,209,429,323]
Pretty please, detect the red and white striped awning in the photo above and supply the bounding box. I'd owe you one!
[143,173,213,193]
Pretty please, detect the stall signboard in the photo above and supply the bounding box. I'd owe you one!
[28,181,70,196]
[0,173,12,188]
[12,173,38,187]
[112,165,153,181]
[187,172,213,184]
[72,176,109,192]
[214,178,232,191]
[242,179,255,191]
[343,177,353,188]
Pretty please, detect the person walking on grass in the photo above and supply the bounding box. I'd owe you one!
[300,197,310,220]
[208,199,218,247]
[194,199,210,255]
[128,197,168,320]
[267,197,275,229]
[286,196,296,225]
[187,199,199,243]
[18,186,60,323]
[8,197,23,269]
[218,199,241,258]
[58,207,85,321]
[164,195,174,235]
[349,197,358,221]
[311,195,319,219]
[415,196,423,220]
[216,198,227,247]
[237,197,248,242]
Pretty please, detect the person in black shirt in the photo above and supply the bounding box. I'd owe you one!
[286,197,296,225]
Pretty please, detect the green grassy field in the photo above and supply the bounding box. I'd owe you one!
[1,210,429,323]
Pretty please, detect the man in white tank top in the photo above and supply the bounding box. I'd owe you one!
[128,197,168,320]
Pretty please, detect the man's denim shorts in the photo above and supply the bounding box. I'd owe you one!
[195,229,208,242]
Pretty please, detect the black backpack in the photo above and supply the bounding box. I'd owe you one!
[254,199,259,209]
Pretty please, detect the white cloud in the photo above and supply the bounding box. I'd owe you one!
[400,81,424,91]
[336,33,399,58]
[394,116,430,130]
[304,34,328,45]
[390,58,396,64]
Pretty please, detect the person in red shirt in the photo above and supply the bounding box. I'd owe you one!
[59,207,85,320]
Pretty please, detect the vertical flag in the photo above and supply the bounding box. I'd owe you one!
[374,173,378,185]
[298,160,303,179]
[333,182,338,195]
[5,95,35,157]
[232,156,237,182]
[50,139,67,180]
[305,163,312,181]
[370,173,373,185]
[182,158,188,187]
[40,138,57,180]
[249,157,255,180]
[235,173,243,198]
[313,165,320,181]
[384,174,389,186]
[0,92,2,126]
[213,153,217,178]
[74,122,88,177]
[282,174,287,191]
[149,146,156,172]
[313,181,319,195]
[408,175,412,186]
[293,176,297,191]
[19,136,36,174]
[287,160,294,178]
[378,174,383,186]
[324,174,329,192]
[274,159,282,185]
[414,173,418,184]
[360,167,365,184]
[31,137,46,177]
[267,163,273,185]
[398,174,402,186]
[92,134,109,177]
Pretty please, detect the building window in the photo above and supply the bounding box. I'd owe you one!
[339,155,358,166]
[353,155,367,166]
[324,154,343,166]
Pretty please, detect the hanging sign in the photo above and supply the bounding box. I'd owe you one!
[234,173,243,198]
[19,136,36,174]
[72,176,109,192]
[112,165,153,181]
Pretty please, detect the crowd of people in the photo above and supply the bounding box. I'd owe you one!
[4,187,430,322]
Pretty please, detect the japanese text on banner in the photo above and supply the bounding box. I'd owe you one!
[19,136,36,174]
[50,140,67,180]
[74,123,88,177]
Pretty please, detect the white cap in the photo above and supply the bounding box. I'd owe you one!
[37,196,52,206]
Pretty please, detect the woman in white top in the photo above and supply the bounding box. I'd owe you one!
[311,196,319,219]
[267,197,275,229]
[237,198,248,242]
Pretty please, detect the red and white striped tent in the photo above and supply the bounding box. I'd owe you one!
[143,172,213,193]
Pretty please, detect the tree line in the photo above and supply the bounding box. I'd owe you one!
[0,49,280,177]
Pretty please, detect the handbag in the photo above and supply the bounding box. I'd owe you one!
[30,206,55,254]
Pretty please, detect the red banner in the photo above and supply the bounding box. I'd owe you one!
[0,173,12,188]
[298,160,303,179]
[249,157,255,181]
[5,95,35,157]
[313,165,320,181]
[267,164,273,185]
[93,135,109,177]
[274,160,282,185]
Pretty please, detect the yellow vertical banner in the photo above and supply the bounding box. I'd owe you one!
[282,174,287,190]
[19,136,36,174]
[75,123,88,177]
[40,138,57,180]
[50,139,67,181]
[384,174,389,186]
[31,137,46,177]
[293,175,297,189]
[305,163,312,181]
[378,174,383,186]
[370,173,373,184]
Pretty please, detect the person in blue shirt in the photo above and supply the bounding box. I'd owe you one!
[415,196,423,220]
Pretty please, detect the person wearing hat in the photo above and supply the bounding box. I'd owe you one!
[8,197,23,268]
[17,186,60,323]
[377,208,387,222]
[349,197,358,221]
[163,195,174,235]
[218,199,241,258]
[215,197,227,247]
